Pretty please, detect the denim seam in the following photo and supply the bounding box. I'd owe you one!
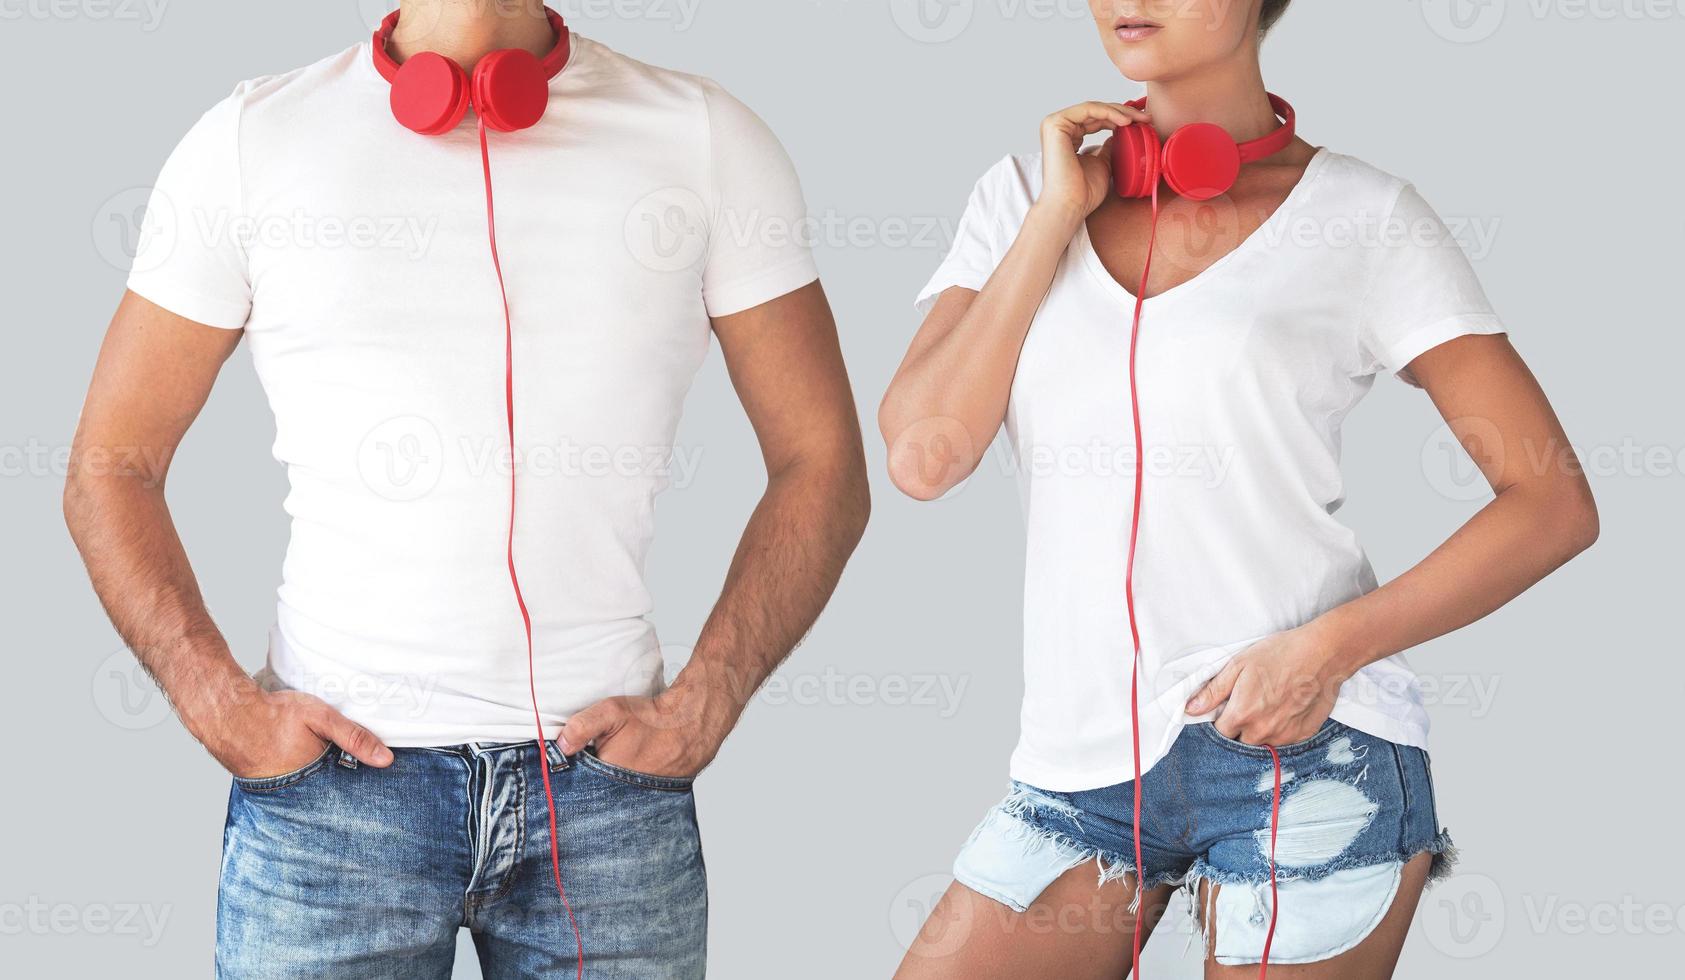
[1390,742,1412,814]
[1423,751,1441,829]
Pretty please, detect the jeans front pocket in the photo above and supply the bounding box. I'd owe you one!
[232,745,336,794]
[1197,717,1346,759]
[576,747,696,793]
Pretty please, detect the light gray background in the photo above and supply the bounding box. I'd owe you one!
[2,1,1681,976]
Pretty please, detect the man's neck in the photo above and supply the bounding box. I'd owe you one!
[390,0,558,71]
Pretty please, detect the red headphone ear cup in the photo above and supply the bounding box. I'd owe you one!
[1112,123,1162,199]
[390,52,471,136]
[473,48,550,133]
[1161,123,1241,201]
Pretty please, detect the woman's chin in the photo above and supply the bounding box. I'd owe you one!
[1108,51,1174,84]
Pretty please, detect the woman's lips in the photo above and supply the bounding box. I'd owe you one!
[1114,23,1163,42]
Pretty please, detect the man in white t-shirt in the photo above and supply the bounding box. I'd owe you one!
[63,4,868,976]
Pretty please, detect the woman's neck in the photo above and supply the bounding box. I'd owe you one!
[391,0,557,70]
[1140,55,1284,148]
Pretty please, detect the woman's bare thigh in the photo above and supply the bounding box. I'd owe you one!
[894,863,1177,980]
[1202,852,1433,980]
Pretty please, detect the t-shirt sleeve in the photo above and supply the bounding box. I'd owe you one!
[698,80,820,318]
[125,89,253,330]
[1356,183,1504,380]
[914,157,1013,315]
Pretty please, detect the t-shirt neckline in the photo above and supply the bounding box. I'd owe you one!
[353,30,588,90]
[1077,146,1331,308]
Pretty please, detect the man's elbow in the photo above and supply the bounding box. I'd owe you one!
[62,479,78,532]
[62,468,104,553]
[792,440,871,544]
[63,457,156,543]
[844,461,872,544]
[817,442,871,546]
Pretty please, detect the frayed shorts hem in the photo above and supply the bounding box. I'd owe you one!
[952,783,1457,966]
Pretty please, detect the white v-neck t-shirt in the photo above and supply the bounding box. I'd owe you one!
[126,36,819,746]
[916,149,1505,792]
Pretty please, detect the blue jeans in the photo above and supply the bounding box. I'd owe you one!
[954,720,1454,966]
[217,741,706,979]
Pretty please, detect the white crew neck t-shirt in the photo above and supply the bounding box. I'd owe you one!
[126,36,820,746]
[916,150,1505,792]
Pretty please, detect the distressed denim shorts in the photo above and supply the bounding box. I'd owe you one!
[953,720,1455,966]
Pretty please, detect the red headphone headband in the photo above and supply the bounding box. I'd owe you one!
[1124,93,1296,161]
[1113,93,1297,201]
[371,7,571,85]
[371,6,570,136]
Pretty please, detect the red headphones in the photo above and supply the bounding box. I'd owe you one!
[371,7,571,135]
[1112,93,1296,200]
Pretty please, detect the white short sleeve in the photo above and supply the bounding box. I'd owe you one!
[914,156,1017,315]
[699,80,819,318]
[125,89,252,330]
[1357,183,1504,379]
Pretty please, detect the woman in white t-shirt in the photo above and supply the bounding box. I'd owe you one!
[880,3,1596,977]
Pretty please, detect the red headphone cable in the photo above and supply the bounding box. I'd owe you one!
[479,116,587,980]
[1122,181,1282,980]
[1124,182,1161,980]
[1260,745,1282,977]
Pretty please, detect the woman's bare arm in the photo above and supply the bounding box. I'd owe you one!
[878,102,1146,500]
[1322,334,1599,667]
[1190,334,1599,744]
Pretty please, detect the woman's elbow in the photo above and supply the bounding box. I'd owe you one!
[880,420,979,502]
[886,452,951,501]
[1562,480,1601,556]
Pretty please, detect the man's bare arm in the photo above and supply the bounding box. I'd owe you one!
[559,281,871,774]
[65,291,392,777]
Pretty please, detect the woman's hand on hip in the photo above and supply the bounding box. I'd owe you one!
[1185,624,1353,747]
[1034,101,1149,225]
